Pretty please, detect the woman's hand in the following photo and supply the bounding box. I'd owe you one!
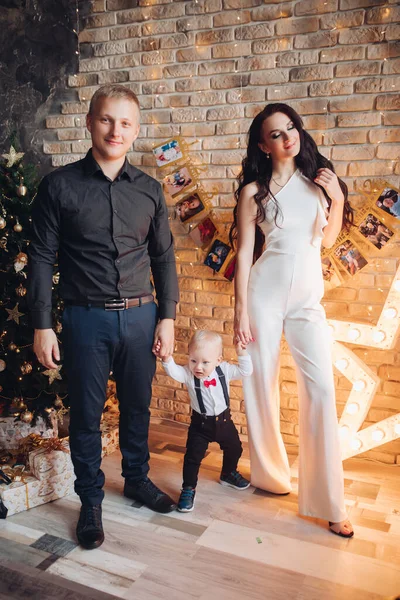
[234,312,254,347]
[314,168,344,204]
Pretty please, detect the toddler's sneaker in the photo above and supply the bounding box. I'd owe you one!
[220,470,250,490]
[177,486,196,512]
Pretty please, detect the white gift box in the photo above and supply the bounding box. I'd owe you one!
[0,470,74,517]
[0,414,58,450]
[28,439,73,481]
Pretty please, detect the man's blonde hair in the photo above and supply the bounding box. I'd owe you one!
[88,84,140,115]
[188,330,223,354]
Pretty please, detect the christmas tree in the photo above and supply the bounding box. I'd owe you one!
[0,145,68,427]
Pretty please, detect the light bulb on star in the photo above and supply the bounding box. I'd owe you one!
[371,429,385,442]
[383,308,397,319]
[351,438,362,451]
[353,380,366,392]
[335,358,349,370]
[346,403,360,415]
[347,328,361,341]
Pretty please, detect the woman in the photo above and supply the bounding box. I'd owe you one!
[230,103,354,537]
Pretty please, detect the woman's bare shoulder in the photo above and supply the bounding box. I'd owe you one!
[240,181,259,202]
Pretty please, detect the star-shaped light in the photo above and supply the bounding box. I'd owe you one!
[6,303,25,324]
[43,365,62,385]
[2,146,25,168]
[328,264,400,458]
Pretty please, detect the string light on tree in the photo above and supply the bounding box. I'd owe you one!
[0,143,68,424]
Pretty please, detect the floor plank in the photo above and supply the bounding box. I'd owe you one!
[0,419,399,599]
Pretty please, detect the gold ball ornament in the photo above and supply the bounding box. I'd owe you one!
[17,181,28,197]
[8,342,17,351]
[0,217,6,229]
[13,221,23,232]
[20,410,33,424]
[16,284,27,297]
[20,361,33,375]
[0,359,5,372]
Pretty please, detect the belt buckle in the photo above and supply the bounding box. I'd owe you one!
[104,298,126,311]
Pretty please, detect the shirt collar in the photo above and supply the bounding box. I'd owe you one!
[83,149,136,182]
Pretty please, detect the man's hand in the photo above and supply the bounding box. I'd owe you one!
[152,318,174,361]
[33,329,60,369]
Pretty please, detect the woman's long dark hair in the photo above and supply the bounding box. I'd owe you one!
[229,103,354,262]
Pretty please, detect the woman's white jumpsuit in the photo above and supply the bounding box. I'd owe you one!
[244,169,347,522]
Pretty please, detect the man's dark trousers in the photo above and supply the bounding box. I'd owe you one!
[62,302,158,506]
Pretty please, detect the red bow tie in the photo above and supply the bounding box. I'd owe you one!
[204,378,216,388]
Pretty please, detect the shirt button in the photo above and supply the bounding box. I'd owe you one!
[116,259,120,264]
[113,209,118,214]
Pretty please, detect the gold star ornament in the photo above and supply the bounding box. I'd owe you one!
[2,146,25,168]
[43,365,62,385]
[6,303,25,324]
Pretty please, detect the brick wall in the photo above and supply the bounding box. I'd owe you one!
[43,0,400,463]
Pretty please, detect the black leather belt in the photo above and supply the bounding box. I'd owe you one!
[66,294,154,311]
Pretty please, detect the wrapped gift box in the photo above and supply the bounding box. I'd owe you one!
[28,439,73,481]
[0,470,74,517]
[101,411,119,457]
[0,414,58,450]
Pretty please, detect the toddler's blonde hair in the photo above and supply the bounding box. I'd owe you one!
[188,330,223,354]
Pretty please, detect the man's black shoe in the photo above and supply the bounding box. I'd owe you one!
[124,477,177,513]
[76,504,104,550]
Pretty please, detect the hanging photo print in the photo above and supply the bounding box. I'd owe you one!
[357,212,394,250]
[153,138,184,168]
[375,186,400,220]
[175,191,207,224]
[321,255,343,292]
[223,254,237,282]
[189,215,218,249]
[204,238,232,273]
[333,238,368,277]
[163,166,195,198]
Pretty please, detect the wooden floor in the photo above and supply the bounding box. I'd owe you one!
[1,419,400,600]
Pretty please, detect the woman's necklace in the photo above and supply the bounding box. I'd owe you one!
[271,171,296,188]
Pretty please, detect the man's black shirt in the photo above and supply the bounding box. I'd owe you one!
[28,150,179,329]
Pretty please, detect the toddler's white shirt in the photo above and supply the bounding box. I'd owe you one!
[162,355,253,417]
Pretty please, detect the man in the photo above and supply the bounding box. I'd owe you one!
[28,84,179,550]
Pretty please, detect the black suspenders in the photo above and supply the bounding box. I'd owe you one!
[193,366,229,417]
